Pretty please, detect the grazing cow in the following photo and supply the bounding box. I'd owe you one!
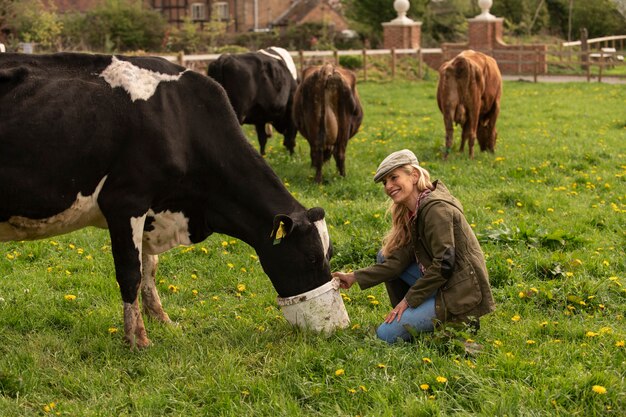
[207,47,298,155]
[0,52,333,349]
[437,49,502,159]
[293,63,363,183]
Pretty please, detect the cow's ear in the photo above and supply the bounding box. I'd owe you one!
[271,214,295,244]
[307,207,325,222]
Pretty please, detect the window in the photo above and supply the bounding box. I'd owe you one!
[213,2,229,21]
[190,3,206,21]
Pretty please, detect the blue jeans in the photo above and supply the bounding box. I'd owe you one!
[375,252,436,344]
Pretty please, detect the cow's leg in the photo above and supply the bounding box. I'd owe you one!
[255,123,269,155]
[443,116,454,160]
[282,122,297,155]
[466,110,480,159]
[105,212,151,349]
[333,138,348,177]
[141,253,172,323]
[310,145,324,183]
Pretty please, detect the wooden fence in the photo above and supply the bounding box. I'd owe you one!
[161,44,625,83]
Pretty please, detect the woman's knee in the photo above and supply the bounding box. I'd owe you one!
[376,323,411,344]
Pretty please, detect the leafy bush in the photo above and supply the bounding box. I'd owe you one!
[339,55,363,69]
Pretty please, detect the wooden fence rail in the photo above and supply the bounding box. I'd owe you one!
[161,46,625,83]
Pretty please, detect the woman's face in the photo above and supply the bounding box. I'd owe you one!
[382,167,419,209]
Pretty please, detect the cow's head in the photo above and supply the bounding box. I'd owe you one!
[259,207,333,297]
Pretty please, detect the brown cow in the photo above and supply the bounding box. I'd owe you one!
[293,63,363,183]
[437,50,502,159]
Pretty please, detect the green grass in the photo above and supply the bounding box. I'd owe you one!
[1,80,625,416]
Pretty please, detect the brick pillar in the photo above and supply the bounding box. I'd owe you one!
[467,17,505,50]
[382,21,422,50]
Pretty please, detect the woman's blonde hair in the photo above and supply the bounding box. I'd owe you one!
[381,164,433,257]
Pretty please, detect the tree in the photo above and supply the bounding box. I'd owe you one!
[12,0,63,50]
[80,0,167,52]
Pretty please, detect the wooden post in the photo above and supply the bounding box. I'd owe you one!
[598,51,604,83]
[177,51,184,67]
[417,49,423,79]
[533,50,538,83]
[299,50,304,79]
[580,28,589,71]
[334,50,339,66]
[585,50,591,82]
[391,48,396,80]
[362,49,367,82]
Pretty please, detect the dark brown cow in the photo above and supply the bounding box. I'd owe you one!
[293,63,363,183]
[437,50,502,159]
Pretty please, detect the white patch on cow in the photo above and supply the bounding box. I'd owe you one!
[130,213,147,267]
[313,218,330,258]
[259,47,298,81]
[141,210,192,255]
[0,177,108,242]
[100,56,186,102]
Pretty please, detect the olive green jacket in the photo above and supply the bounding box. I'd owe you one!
[354,181,495,323]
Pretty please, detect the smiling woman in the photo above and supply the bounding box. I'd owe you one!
[333,149,496,343]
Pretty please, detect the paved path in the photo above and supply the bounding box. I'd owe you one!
[503,75,626,84]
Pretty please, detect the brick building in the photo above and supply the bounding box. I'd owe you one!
[50,0,347,33]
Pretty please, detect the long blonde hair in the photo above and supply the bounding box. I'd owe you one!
[381,164,433,257]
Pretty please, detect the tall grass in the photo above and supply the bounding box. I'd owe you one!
[1,80,625,416]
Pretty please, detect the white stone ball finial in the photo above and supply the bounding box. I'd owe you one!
[392,0,414,24]
[476,0,496,20]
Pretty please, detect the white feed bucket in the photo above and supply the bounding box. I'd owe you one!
[277,277,350,333]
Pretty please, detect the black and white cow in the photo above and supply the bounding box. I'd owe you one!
[207,47,298,155]
[0,52,332,349]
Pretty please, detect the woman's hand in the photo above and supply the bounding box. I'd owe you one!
[332,271,356,289]
[384,298,409,323]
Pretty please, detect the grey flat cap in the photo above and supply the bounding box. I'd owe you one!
[373,149,420,182]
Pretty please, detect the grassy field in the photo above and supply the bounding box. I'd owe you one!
[1,79,625,416]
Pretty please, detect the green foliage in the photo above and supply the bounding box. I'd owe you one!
[1,80,626,415]
[339,54,363,69]
[11,0,62,50]
[80,0,167,52]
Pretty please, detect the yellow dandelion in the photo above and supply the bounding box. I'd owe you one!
[436,376,448,383]
[493,340,503,347]
[526,340,536,345]
[511,314,521,322]
[335,369,345,376]
[422,357,432,364]
[221,241,228,247]
[592,385,607,395]
[348,388,356,394]
[377,363,386,368]
[108,327,118,334]
[227,263,234,268]
[366,295,376,300]
[191,273,198,279]
[200,247,209,254]
[168,285,179,293]
[585,331,599,338]
[420,384,430,391]
[237,283,246,292]
[359,385,367,392]
[615,340,625,347]
[192,289,199,296]
[64,294,77,301]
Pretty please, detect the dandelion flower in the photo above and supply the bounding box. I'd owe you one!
[422,357,432,364]
[511,314,521,322]
[108,327,118,334]
[377,363,386,368]
[585,331,599,338]
[420,384,430,390]
[436,376,448,383]
[526,340,536,345]
[335,369,345,376]
[168,285,179,293]
[64,294,77,301]
[237,283,246,292]
[592,385,607,394]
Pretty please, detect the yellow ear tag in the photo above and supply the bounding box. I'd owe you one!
[273,221,286,245]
